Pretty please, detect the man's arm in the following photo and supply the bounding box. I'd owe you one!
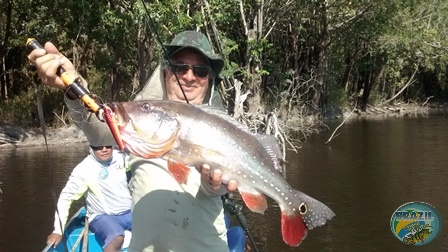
[65,98,115,146]
[50,166,88,237]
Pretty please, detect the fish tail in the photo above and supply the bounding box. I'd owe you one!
[280,212,308,246]
[280,190,335,246]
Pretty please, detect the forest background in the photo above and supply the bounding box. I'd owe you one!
[1,0,448,147]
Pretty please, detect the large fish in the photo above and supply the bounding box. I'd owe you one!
[104,100,335,247]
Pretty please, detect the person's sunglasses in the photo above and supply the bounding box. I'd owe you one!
[170,63,211,78]
[90,145,113,151]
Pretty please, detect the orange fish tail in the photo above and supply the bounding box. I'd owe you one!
[281,212,308,247]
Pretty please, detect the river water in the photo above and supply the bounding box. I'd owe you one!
[1,115,447,251]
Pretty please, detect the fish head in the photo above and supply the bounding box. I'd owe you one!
[106,101,180,158]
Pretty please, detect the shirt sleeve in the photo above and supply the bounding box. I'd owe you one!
[200,178,227,197]
[53,166,89,234]
[65,98,116,147]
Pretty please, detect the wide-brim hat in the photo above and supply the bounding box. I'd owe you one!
[163,31,224,76]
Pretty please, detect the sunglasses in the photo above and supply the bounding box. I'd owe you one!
[170,63,211,78]
[90,145,113,151]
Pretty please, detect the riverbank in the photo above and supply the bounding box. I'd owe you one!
[1,102,447,148]
[326,102,448,122]
[0,124,87,148]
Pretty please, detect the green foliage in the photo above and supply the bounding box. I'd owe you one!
[2,0,448,126]
[0,86,66,127]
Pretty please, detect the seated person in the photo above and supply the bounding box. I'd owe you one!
[46,145,132,252]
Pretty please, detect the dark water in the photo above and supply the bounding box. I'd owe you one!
[1,116,448,251]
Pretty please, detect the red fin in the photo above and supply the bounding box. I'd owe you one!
[281,212,307,247]
[239,191,268,213]
[167,159,191,184]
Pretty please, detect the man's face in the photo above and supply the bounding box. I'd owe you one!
[165,48,211,104]
[91,146,113,162]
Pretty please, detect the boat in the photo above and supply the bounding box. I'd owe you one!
[43,206,246,252]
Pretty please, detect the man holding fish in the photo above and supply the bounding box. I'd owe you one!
[29,31,335,251]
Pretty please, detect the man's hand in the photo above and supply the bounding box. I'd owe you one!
[47,233,62,248]
[27,41,78,90]
[197,164,238,193]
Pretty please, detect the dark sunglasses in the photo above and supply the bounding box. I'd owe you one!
[90,145,113,151]
[170,63,211,78]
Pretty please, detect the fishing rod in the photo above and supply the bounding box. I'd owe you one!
[27,39,101,113]
[26,38,124,150]
[222,193,259,252]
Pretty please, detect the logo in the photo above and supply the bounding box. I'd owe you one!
[98,169,109,180]
[390,201,442,245]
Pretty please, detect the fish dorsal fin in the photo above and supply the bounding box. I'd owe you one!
[196,105,254,134]
[258,134,284,173]
[198,104,283,172]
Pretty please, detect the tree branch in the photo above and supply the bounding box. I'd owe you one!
[325,106,356,145]
[381,67,419,105]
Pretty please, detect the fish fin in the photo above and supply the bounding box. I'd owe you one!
[281,212,308,247]
[258,134,284,173]
[294,191,335,230]
[198,105,254,134]
[239,189,268,213]
[167,159,191,184]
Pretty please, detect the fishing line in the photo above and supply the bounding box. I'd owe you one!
[140,0,190,104]
[32,74,69,252]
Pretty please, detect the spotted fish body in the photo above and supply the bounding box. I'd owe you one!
[107,100,335,247]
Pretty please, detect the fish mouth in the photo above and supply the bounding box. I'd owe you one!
[106,102,131,127]
[102,102,130,150]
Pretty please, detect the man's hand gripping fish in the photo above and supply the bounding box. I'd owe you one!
[105,100,335,247]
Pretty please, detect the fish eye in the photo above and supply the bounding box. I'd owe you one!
[141,102,152,111]
[299,203,308,215]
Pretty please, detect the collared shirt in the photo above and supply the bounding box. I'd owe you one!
[53,150,131,234]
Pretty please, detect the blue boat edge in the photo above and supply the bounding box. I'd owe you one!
[44,207,246,252]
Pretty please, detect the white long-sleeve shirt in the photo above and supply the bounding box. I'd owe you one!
[53,150,132,234]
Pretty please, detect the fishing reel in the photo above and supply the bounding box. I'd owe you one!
[222,193,243,216]
[221,193,248,229]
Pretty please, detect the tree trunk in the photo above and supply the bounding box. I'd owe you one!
[312,1,329,111]
[1,0,12,100]
[244,0,263,114]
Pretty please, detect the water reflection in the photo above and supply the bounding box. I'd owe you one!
[1,116,448,251]
[0,144,89,252]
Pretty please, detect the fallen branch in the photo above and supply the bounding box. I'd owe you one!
[325,107,356,145]
[381,67,418,105]
[422,96,434,107]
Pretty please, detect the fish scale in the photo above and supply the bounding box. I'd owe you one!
[106,100,335,247]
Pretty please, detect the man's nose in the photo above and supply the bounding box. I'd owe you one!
[182,68,195,80]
